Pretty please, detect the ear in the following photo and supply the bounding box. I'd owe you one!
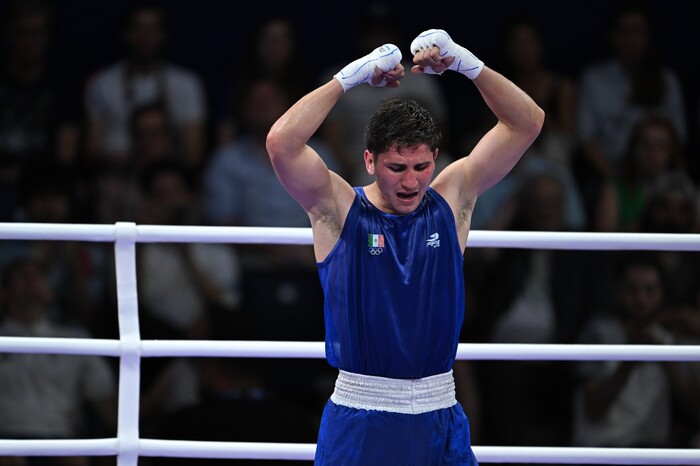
[433,148,439,160]
[364,150,376,176]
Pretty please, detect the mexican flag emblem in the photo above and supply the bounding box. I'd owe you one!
[368,234,384,248]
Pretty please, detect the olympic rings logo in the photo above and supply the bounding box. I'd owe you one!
[368,247,384,255]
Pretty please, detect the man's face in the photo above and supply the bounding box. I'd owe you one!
[616,265,663,322]
[8,13,50,65]
[125,9,165,61]
[364,144,436,215]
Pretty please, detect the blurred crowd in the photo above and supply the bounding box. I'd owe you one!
[0,0,699,464]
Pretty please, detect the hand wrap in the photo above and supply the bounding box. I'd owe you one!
[410,29,484,79]
[333,44,402,92]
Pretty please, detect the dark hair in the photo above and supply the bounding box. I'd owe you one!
[608,1,665,107]
[139,159,197,194]
[618,114,683,187]
[4,0,50,25]
[122,1,167,32]
[364,99,442,155]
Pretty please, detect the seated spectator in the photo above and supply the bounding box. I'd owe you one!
[84,2,206,168]
[216,15,312,148]
[657,279,700,448]
[465,15,585,230]
[576,2,687,208]
[0,0,81,220]
[0,164,113,336]
[571,253,676,448]
[638,171,700,309]
[137,160,240,340]
[470,172,610,447]
[129,102,177,174]
[500,15,577,169]
[135,160,241,436]
[595,114,685,232]
[85,101,177,225]
[0,258,116,466]
[202,77,337,406]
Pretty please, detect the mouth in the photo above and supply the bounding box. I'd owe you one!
[396,192,418,201]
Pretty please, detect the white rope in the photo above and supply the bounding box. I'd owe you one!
[3,338,700,361]
[0,439,118,456]
[2,222,700,250]
[2,440,698,464]
[2,222,700,464]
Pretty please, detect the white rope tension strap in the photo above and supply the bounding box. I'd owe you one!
[1,222,700,464]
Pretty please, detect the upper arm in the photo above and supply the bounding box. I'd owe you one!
[268,141,355,261]
[435,119,540,207]
[269,142,338,214]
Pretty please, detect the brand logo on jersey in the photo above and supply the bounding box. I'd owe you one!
[426,232,440,248]
[368,234,384,255]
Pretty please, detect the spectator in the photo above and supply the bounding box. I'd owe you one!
[203,77,337,407]
[0,0,81,220]
[638,171,700,309]
[571,253,676,448]
[577,2,687,209]
[472,172,609,447]
[203,78,338,237]
[85,2,206,168]
[501,15,578,169]
[595,114,685,232]
[0,258,116,466]
[85,101,177,226]
[469,16,585,231]
[129,102,176,173]
[135,160,241,436]
[216,15,312,148]
[657,280,700,448]
[137,159,240,340]
[0,164,112,335]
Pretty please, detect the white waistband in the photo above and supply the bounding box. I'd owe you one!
[330,369,457,415]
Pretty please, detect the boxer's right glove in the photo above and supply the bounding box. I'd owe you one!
[333,44,402,92]
[410,29,484,79]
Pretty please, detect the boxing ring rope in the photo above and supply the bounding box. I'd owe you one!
[1,221,700,465]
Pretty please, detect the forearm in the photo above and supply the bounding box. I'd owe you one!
[583,362,636,420]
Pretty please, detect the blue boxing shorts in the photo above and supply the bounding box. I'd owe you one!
[314,370,479,465]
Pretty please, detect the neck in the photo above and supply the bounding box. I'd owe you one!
[128,57,162,74]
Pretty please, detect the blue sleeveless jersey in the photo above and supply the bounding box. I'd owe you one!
[317,187,465,379]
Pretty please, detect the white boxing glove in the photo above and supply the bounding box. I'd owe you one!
[410,29,484,79]
[333,43,402,92]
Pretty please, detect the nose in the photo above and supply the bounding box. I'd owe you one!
[401,170,419,189]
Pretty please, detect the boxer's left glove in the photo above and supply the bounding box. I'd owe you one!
[410,29,484,79]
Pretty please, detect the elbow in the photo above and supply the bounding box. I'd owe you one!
[265,126,285,163]
[530,105,545,137]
